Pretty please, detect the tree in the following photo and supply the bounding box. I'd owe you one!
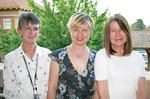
[28,0,107,51]
[0,0,107,56]
[0,27,21,55]
[131,19,145,31]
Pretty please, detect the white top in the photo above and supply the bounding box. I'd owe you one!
[3,44,51,99]
[94,48,146,99]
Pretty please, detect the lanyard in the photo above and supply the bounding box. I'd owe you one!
[22,54,39,94]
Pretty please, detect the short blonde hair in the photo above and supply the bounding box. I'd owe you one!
[67,12,94,30]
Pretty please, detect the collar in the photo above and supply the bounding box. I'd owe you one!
[17,43,42,58]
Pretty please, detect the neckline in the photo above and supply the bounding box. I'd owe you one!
[66,47,90,75]
[20,44,39,61]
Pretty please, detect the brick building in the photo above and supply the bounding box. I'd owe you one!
[0,0,30,32]
[131,30,150,70]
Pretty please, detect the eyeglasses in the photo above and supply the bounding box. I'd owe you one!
[21,26,39,32]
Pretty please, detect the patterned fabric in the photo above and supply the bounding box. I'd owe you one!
[3,44,51,99]
[49,47,96,99]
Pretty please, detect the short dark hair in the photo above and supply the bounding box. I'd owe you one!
[18,12,40,29]
[103,14,132,57]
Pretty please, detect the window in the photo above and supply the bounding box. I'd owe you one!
[3,18,11,29]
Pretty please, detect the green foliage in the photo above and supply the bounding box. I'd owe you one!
[28,0,107,51]
[0,27,21,55]
[131,19,146,31]
[88,11,107,50]
[0,0,107,56]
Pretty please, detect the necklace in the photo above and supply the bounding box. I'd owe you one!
[68,45,89,74]
[22,44,36,59]
[68,45,88,57]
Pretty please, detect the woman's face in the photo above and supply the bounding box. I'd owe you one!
[18,22,40,45]
[70,23,91,46]
[109,21,127,49]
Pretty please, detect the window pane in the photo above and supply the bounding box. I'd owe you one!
[3,18,11,29]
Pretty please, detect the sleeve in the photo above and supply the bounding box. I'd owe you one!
[94,50,109,80]
[3,55,20,99]
[48,48,65,64]
[48,51,59,63]
[44,48,52,64]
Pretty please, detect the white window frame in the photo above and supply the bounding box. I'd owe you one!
[3,18,11,29]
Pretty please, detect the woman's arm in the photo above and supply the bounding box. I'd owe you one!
[136,77,147,99]
[97,80,110,99]
[47,60,59,99]
[93,82,100,99]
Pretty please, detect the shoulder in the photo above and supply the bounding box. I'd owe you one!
[5,47,20,59]
[55,47,66,52]
[95,48,108,60]
[89,48,97,56]
[48,47,67,60]
[96,48,106,56]
[88,48,97,62]
[51,47,66,55]
[37,45,51,54]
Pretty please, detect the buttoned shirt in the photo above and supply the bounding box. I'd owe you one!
[3,44,51,99]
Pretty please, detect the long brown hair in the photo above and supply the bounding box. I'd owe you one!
[103,14,132,57]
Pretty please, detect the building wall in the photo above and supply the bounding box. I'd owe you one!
[0,10,29,31]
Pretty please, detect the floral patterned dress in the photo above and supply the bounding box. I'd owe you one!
[49,47,96,99]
